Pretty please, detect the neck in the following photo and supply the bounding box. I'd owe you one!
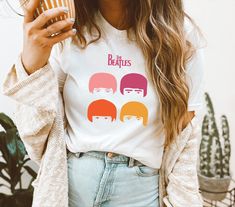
[98,0,129,30]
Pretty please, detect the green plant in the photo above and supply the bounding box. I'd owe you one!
[0,112,37,207]
[199,93,231,178]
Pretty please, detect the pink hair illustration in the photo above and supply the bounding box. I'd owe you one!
[120,73,148,97]
[89,72,117,94]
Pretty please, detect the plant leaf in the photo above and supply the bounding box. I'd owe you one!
[0,113,16,131]
[24,166,37,179]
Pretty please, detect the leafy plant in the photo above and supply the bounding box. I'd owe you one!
[0,112,37,207]
[199,93,231,178]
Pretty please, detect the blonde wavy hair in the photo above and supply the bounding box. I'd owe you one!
[71,0,198,147]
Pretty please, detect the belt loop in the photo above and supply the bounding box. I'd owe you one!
[128,157,135,167]
[75,152,82,158]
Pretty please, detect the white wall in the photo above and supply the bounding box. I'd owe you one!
[184,0,235,178]
[0,0,234,192]
[0,17,22,114]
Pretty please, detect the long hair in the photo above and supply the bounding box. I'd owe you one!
[71,0,199,147]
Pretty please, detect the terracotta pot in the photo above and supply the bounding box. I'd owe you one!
[21,0,75,27]
[198,173,231,201]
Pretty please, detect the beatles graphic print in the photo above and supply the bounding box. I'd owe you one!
[87,53,149,126]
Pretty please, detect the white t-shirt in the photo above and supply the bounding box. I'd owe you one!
[49,10,205,169]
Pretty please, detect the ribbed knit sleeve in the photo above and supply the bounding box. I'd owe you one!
[162,116,204,207]
[1,53,59,165]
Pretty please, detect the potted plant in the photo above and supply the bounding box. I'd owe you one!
[198,92,231,201]
[0,112,37,207]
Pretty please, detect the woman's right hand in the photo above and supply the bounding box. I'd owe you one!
[21,0,77,75]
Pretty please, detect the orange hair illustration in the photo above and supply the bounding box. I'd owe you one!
[120,101,148,126]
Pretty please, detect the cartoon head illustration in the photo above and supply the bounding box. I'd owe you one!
[120,73,147,97]
[120,101,148,126]
[89,73,117,94]
[87,99,117,123]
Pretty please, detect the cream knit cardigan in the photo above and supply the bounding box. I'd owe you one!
[2,53,203,207]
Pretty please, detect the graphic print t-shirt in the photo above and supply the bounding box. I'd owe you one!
[49,10,205,169]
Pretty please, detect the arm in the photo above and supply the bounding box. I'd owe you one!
[163,20,206,207]
[1,42,67,165]
[163,116,204,207]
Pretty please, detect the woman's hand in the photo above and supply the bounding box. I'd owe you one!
[21,0,77,75]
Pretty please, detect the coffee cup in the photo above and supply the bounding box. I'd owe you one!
[21,0,75,27]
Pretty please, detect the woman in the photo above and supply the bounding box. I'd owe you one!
[2,0,205,206]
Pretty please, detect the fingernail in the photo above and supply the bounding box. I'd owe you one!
[72,28,77,34]
[70,18,75,22]
[62,7,69,13]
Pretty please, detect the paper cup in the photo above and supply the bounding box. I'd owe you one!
[21,0,75,27]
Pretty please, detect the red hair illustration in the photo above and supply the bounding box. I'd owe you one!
[87,99,117,122]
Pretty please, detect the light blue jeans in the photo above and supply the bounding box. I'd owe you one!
[67,150,160,207]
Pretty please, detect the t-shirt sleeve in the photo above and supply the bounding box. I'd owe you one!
[49,42,67,94]
[185,20,206,112]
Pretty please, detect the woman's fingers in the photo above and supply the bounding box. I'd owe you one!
[32,7,70,29]
[22,0,41,23]
[47,28,77,46]
[41,18,75,37]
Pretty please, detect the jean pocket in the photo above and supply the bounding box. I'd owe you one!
[134,165,159,177]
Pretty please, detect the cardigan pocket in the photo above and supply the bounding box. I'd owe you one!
[168,173,200,194]
[166,173,203,206]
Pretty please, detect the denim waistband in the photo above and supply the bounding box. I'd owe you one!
[80,151,131,162]
[67,149,145,167]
